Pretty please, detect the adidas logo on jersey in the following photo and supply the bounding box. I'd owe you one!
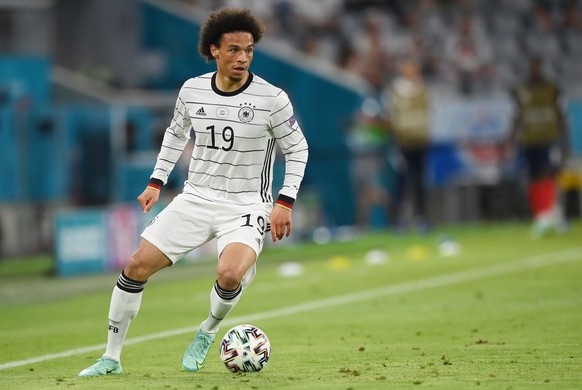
[195,107,206,116]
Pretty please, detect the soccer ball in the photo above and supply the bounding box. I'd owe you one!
[219,324,271,372]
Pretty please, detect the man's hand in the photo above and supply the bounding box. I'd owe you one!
[270,204,292,242]
[137,187,160,214]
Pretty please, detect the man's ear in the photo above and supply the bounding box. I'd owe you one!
[210,45,218,59]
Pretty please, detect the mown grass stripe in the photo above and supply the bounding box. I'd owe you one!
[1,248,580,370]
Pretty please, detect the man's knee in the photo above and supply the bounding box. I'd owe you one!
[124,240,171,281]
[124,252,162,281]
[124,254,153,282]
[217,269,242,291]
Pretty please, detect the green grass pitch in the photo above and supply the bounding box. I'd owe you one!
[1,221,581,389]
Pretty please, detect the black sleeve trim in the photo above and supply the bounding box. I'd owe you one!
[149,178,164,187]
[276,194,295,207]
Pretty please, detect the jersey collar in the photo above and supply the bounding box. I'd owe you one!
[211,72,254,96]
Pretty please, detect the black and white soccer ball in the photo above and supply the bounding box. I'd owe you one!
[219,324,271,372]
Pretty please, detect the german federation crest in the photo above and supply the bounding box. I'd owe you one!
[238,104,255,123]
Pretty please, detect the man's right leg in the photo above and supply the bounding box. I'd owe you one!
[79,239,171,377]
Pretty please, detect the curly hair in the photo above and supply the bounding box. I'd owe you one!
[198,8,265,62]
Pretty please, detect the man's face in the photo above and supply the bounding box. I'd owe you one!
[211,31,255,83]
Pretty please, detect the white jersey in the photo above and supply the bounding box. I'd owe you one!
[151,72,308,206]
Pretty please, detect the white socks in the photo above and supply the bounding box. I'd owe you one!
[101,277,241,361]
[103,273,146,361]
[200,281,242,335]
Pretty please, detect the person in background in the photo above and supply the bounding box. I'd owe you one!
[78,7,308,376]
[347,97,391,228]
[443,13,493,95]
[510,56,569,238]
[383,57,431,232]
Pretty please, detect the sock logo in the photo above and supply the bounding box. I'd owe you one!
[108,325,119,333]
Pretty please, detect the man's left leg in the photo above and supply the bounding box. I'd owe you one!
[182,243,256,372]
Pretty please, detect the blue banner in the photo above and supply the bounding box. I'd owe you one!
[54,204,148,277]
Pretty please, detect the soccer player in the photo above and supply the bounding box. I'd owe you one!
[79,7,308,376]
[510,56,569,238]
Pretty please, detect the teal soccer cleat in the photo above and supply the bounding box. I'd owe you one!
[78,356,123,377]
[182,329,216,372]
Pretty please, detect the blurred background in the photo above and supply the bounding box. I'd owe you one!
[1,0,581,276]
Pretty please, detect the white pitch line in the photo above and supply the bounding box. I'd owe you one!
[1,248,580,371]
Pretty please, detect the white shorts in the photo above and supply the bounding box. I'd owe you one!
[141,192,272,287]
